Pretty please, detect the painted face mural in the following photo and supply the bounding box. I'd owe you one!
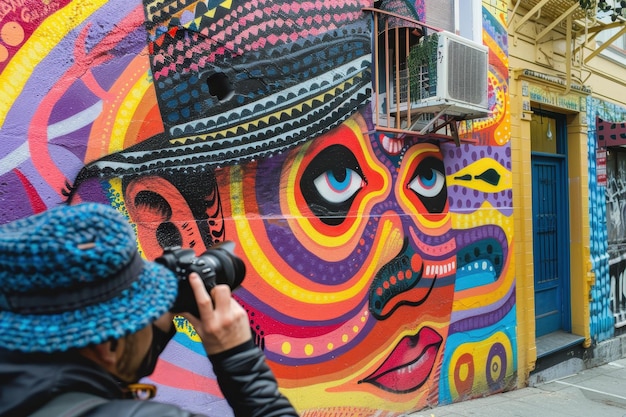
[0,0,516,415]
[120,110,459,410]
[215,110,457,413]
[121,112,513,416]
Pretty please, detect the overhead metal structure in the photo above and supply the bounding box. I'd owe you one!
[508,0,626,86]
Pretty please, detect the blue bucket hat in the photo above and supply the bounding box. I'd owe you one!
[0,203,178,353]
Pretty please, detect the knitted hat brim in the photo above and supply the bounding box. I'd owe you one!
[0,262,178,353]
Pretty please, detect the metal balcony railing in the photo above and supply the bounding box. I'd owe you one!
[363,7,489,144]
[364,7,432,134]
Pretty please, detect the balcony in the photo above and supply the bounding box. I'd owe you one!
[364,7,490,145]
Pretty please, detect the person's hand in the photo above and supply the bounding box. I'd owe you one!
[183,273,252,356]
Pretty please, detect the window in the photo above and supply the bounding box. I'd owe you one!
[606,147,626,244]
[423,0,482,42]
[530,113,559,154]
[370,0,487,138]
[596,26,626,64]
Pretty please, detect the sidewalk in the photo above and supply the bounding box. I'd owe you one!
[407,357,626,417]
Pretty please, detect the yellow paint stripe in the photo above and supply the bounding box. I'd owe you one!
[446,159,512,193]
[109,69,152,153]
[451,200,514,245]
[182,0,232,27]
[0,0,107,127]
[231,164,395,304]
[280,323,444,411]
[451,203,515,310]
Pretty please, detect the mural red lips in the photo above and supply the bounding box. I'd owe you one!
[360,326,442,393]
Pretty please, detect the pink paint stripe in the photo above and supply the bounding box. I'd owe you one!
[13,169,47,214]
[151,0,366,80]
[150,358,223,397]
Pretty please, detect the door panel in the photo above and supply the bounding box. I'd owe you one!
[532,155,567,337]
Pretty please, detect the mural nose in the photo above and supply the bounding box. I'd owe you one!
[368,237,434,320]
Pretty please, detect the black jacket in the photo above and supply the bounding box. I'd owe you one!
[0,340,299,417]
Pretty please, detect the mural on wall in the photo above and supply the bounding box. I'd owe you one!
[605,146,626,329]
[594,108,626,336]
[0,0,514,415]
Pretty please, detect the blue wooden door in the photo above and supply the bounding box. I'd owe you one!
[532,154,569,337]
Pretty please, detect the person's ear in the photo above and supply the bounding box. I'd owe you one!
[80,340,120,367]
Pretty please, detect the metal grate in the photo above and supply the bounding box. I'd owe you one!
[391,64,432,104]
[446,38,488,105]
[516,0,589,21]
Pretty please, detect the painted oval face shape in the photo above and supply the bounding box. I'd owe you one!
[214,110,458,411]
[119,107,513,414]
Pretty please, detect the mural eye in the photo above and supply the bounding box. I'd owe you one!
[313,167,364,204]
[408,167,445,197]
[407,156,447,213]
[300,144,366,225]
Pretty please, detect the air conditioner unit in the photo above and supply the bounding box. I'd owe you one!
[397,30,489,120]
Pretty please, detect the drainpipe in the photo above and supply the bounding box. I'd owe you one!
[564,14,572,95]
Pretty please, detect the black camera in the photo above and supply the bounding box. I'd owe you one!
[155,241,246,316]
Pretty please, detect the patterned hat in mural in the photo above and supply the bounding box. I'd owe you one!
[68,0,372,191]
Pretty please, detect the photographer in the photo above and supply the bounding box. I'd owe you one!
[0,203,299,417]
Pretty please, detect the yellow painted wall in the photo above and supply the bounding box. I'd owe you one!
[566,113,593,344]
[505,0,618,377]
[509,70,537,383]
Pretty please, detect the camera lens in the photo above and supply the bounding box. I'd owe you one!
[156,241,246,316]
[200,243,246,290]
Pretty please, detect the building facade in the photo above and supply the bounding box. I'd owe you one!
[13,0,626,415]
[507,0,626,382]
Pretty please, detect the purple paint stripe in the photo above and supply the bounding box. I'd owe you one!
[1,2,140,155]
[449,283,516,333]
[158,338,216,377]
[236,286,369,327]
[143,380,233,417]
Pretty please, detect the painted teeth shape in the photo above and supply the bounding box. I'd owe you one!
[424,260,456,277]
[381,135,404,155]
